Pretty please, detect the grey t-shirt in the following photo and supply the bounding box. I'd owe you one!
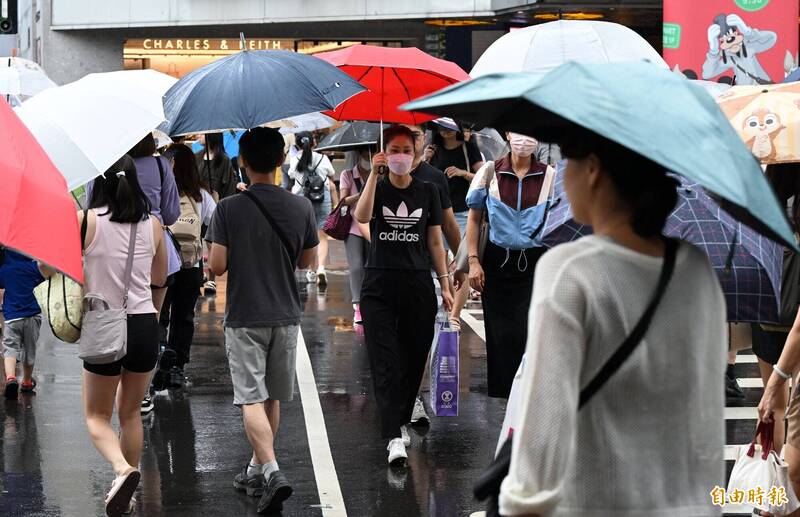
[206,184,319,328]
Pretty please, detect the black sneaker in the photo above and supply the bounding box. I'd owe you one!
[169,366,186,390]
[152,349,177,392]
[233,464,265,497]
[726,374,745,400]
[257,471,293,515]
[4,377,19,399]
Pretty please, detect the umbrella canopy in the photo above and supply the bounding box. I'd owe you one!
[81,69,177,100]
[0,57,57,97]
[0,99,82,282]
[784,68,800,83]
[316,121,381,152]
[162,50,365,136]
[315,44,470,126]
[403,62,796,251]
[471,128,508,162]
[471,20,667,78]
[265,112,336,134]
[15,70,167,190]
[543,167,782,323]
[717,82,800,164]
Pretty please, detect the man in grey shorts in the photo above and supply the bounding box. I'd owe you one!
[206,127,318,515]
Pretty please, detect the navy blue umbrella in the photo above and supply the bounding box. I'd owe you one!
[543,164,783,323]
[163,49,366,136]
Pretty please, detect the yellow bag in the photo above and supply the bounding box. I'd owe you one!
[34,274,83,343]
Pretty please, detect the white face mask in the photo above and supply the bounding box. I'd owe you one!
[509,133,538,157]
[387,153,414,176]
[359,158,372,171]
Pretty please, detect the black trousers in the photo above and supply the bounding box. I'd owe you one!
[360,269,437,439]
[481,243,546,399]
[159,266,203,368]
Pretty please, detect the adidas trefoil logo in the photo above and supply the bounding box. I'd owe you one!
[382,202,422,229]
[380,202,422,242]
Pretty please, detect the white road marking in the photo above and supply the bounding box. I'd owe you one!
[460,311,485,341]
[735,354,757,364]
[737,378,764,388]
[296,331,347,517]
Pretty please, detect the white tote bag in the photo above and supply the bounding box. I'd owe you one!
[728,422,800,516]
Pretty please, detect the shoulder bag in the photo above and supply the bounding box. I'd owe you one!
[473,238,679,516]
[34,211,89,343]
[79,221,138,364]
[322,169,363,241]
[454,161,496,274]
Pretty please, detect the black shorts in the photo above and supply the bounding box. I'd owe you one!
[83,314,159,376]
[750,323,788,365]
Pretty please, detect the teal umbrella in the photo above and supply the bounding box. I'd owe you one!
[402,62,797,251]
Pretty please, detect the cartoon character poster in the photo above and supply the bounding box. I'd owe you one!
[664,0,799,85]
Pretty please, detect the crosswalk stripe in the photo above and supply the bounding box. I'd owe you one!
[296,331,347,517]
[735,354,758,364]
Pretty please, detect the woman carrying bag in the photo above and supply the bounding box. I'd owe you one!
[497,129,726,516]
[457,132,553,399]
[354,125,454,466]
[43,156,168,516]
[337,146,374,324]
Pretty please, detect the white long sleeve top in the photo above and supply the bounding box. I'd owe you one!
[499,236,726,517]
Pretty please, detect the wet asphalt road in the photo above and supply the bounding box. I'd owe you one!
[0,242,762,516]
[0,247,506,517]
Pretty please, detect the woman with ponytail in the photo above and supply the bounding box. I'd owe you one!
[79,155,168,515]
[498,129,726,516]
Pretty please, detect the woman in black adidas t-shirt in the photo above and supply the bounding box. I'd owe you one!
[354,125,454,466]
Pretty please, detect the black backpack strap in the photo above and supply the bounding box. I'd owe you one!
[578,238,680,409]
[154,156,165,186]
[354,175,364,193]
[242,190,295,269]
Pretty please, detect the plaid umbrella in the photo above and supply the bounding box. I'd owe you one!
[543,165,783,323]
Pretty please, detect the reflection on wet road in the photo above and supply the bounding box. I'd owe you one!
[0,267,504,517]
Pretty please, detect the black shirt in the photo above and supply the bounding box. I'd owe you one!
[365,177,443,271]
[430,140,482,213]
[412,161,452,211]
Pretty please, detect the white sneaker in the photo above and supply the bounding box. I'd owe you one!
[410,397,429,426]
[401,425,411,447]
[387,438,407,466]
[306,270,317,283]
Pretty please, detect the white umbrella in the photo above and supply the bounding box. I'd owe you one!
[0,57,57,97]
[471,20,668,78]
[15,70,167,190]
[264,112,336,134]
[80,69,177,100]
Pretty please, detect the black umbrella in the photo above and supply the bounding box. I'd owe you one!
[315,121,381,152]
[163,40,365,136]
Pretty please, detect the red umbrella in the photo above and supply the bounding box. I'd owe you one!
[315,45,470,130]
[0,99,82,282]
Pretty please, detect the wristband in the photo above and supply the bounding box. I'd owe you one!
[437,274,450,279]
[774,364,792,381]
[468,255,479,262]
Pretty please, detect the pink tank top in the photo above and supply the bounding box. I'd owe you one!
[84,209,157,315]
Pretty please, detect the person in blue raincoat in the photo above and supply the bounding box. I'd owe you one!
[458,132,555,399]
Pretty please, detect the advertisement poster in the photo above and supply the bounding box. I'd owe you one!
[663,0,799,85]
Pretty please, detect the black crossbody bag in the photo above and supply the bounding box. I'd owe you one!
[474,238,679,516]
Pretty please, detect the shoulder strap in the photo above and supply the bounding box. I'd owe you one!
[462,143,471,172]
[154,156,165,186]
[578,238,680,409]
[353,173,364,193]
[80,209,89,252]
[242,190,295,269]
[121,222,139,309]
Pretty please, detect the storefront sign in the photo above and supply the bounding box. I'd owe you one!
[131,38,296,53]
[663,0,798,84]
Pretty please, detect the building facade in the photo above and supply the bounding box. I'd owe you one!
[10,0,661,84]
